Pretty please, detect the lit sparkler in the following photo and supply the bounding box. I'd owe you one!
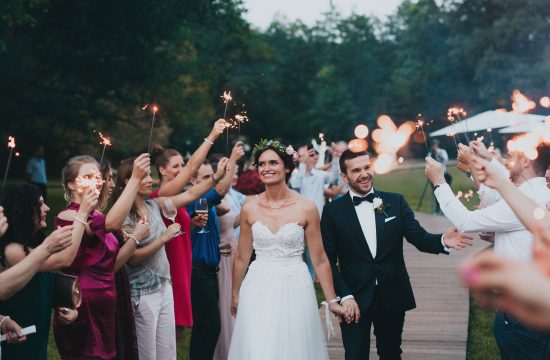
[75,170,105,195]
[221,91,233,153]
[447,106,470,143]
[98,131,112,167]
[1,136,17,199]
[146,105,158,154]
[487,128,494,149]
[415,114,429,153]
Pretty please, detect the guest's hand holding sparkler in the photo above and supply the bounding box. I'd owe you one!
[210,119,228,138]
[457,144,474,174]
[0,206,8,237]
[424,157,446,186]
[230,141,245,163]
[56,308,78,326]
[470,141,493,160]
[131,153,151,182]
[0,316,26,344]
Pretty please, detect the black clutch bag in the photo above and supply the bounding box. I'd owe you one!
[52,272,82,309]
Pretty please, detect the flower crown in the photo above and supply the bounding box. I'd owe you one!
[252,139,298,161]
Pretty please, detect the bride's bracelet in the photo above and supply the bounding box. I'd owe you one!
[326,296,341,304]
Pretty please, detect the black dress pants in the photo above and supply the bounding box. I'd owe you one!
[341,288,405,360]
[189,265,220,360]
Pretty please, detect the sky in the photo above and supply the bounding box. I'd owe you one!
[242,0,404,30]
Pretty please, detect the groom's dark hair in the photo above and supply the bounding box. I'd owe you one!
[339,149,370,173]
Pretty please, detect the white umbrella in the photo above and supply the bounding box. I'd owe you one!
[430,111,546,137]
[499,118,548,134]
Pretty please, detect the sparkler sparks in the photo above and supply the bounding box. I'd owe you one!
[511,90,536,114]
[1,136,17,199]
[447,106,470,143]
[146,104,158,154]
[415,114,429,153]
[98,132,112,166]
[221,91,233,153]
[75,171,105,195]
[456,189,475,201]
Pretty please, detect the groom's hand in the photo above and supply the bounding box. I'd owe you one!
[443,227,474,250]
[424,157,446,185]
[341,298,361,324]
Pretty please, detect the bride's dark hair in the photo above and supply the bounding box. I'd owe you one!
[252,139,296,183]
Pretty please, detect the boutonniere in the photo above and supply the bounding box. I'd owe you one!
[373,197,390,217]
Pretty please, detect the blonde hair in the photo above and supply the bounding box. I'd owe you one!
[61,155,100,202]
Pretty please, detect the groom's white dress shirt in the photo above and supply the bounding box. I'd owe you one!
[349,189,378,258]
[435,177,550,261]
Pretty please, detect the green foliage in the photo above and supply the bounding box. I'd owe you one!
[1,0,549,176]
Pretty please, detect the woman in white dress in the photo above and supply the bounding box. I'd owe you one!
[229,140,348,360]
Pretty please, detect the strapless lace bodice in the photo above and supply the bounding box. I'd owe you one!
[251,221,305,258]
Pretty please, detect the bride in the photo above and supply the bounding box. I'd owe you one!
[229,139,348,359]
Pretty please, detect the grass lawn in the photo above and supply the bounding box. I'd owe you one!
[41,162,496,359]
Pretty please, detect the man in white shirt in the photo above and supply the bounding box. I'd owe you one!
[425,143,550,360]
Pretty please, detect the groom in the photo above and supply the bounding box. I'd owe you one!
[321,149,472,359]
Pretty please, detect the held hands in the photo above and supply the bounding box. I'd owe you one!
[443,227,474,250]
[56,307,78,325]
[424,157,446,185]
[131,153,151,181]
[230,142,245,162]
[0,206,8,237]
[41,226,73,254]
[338,298,360,324]
[0,317,26,344]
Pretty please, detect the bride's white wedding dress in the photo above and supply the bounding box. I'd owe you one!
[227,221,329,360]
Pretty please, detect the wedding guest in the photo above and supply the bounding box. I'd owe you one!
[0,184,84,360]
[53,154,149,359]
[114,154,229,360]
[26,145,48,200]
[425,142,550,360]
[150,119,225,342]
[187,143,243,360]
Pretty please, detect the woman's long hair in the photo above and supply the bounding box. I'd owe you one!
[0,184,45,267]
[111,157,140,222]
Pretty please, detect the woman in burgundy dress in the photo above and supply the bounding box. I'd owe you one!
[150,119,225,342]
[54,154,150,359]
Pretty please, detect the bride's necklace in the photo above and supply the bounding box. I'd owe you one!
[264,191,292,209]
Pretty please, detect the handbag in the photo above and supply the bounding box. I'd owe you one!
[52,272,82,309]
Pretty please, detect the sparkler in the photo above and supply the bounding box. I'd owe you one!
[221,91,233,153]
[146,105,158,154]
[1,137,17,199]
[447,106,470,143]
[75,170,105,196]
[415,114,429,153]
[487,128,494,150]
[98,132,112,167]
[511,90,536,113]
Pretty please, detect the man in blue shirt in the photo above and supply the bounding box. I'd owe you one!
[26,145,48,200]
[187,143,244,360]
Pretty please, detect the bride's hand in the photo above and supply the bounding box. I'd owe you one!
[328,303,348,323]
[231,296,238,317]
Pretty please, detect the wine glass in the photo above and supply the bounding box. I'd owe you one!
[195,198,209,234]
[161,198,184,237]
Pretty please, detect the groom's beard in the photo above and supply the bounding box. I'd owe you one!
[349,175,373,196]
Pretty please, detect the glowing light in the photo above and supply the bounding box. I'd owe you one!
[372,116,414,155]
[456,191,463,199]
[15,152,20,157]
[534,207,546,220]
[7,136,15,149]
[98,132,112,147]
[354,125,369,139]
[373,153,395,175]
[319,133,325,142]
[75,171,105,195]
[141,104,149,110]
[348,138,368,153]
[540,96,550,108]
[511,90,536,114]
[398,156,404,164]
[152,105,159,113]
[221,91,232,104]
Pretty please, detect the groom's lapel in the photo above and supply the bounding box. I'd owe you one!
[342,192,374,259]
[373,189,386,258]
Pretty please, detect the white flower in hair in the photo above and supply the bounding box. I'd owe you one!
[285,145,295,155]
[373,197,383,210]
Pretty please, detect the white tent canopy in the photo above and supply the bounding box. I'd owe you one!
[429,111,546,137]
[499,118,547,134]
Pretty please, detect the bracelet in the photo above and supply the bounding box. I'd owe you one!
[327,296,341,304]
[203,138,214,145]
[0,316,10,329]
[73,216,88,226]
[128,235,140,246]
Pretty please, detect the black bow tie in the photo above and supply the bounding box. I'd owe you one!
[352,193,375,206]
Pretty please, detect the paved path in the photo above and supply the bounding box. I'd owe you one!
[321,213,487,360]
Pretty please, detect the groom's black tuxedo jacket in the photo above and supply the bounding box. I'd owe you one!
[321,189,448,314]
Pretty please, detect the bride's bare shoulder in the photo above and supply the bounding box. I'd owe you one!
[242,194,262,212]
